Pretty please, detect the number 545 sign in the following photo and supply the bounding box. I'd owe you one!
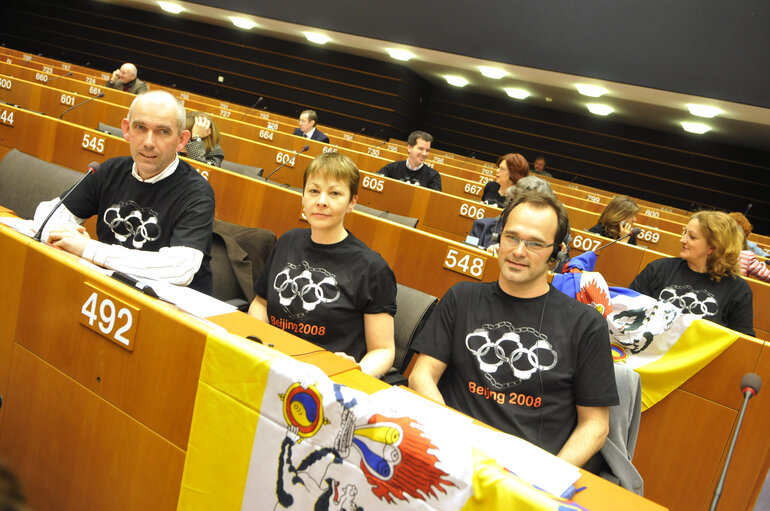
[80,283,139,350]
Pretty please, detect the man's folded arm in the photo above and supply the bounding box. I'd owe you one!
[83,242,203,286]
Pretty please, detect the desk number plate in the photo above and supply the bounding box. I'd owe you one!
[80,282,139,351]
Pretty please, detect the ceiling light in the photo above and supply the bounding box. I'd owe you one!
[444,75,469,87]
[478,66,508,79]
[157,2,184,14]
[576,84,608,97]
[304,32,330,45]
[686,104,723,118]
[387,48,415,61]
[504,88,530,99]
[681,121,711,134]
[229,17,256,30]
[586,103,614,116]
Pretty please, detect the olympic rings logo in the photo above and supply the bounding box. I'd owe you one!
[274,261,340,312]
[103,201,161,249]
[659,285,718,317]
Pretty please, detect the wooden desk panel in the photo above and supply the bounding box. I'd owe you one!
[635,389,736,511]
[1,345,185,511]
[15,243,208,450]
[0,225,31,434]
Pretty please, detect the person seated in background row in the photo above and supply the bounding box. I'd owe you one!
[530,155,552,177]
[410,191,617,469]
[630,211,754,336]
[292,109,330,143]
[248,152,397,378]
[33,90,215,293]
[481,153,529,208]
[377,130,442,191]
[179,111,224,167]
[730,211,769,259]
[729,212,770,283]
[588,195,640,245]
[105,62,149,94]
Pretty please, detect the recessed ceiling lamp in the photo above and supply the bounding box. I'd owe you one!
[586,103,614,116]
[157,2,184,14]
[444,75,469,87]
[230,17,257,29]
[686,104,723,118]
[504,88,530,99]
[478,66,508,79]
[304,32,330,45]
[681,121,711,134]
[387,48,415,61]
[576,84,608,97]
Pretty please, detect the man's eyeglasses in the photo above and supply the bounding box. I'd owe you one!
[500,233,554,252]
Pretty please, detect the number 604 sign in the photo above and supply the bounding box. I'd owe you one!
[79,283,139,350]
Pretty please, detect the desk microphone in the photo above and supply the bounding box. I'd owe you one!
[33,161,100,241]
[371,140,387,150]
[239,96,263,121]
[46,71,73,85]
[594,227,641,252]
[709,373,762,511]
[263,145,309,181]
[744,203,752,216]
[59,92,105,120]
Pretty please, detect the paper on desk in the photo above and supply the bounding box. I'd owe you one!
[0,216,36,236]
[470,424,581,497]
[143,279,236,318]
[370,386,580,498]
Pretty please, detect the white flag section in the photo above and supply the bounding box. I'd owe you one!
[241,357,471,511]
[607,285,738,409]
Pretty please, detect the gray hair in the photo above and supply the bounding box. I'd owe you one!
[506,175,555,204]
[127,90,186,133]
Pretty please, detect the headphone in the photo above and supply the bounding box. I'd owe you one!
[549,242,568,267]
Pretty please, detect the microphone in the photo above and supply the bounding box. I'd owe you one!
[744,203,753,216]
[469,152,476,159]
[33,161,100,241]
[709,373,762,511]
[239,96,263,121]
[263,145,309,181]
[371,140,387,150]
[46,71,73,85]
[59,92,105,120]
[594,227,642,252]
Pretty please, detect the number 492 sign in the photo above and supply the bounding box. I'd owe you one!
[80,283,139,351]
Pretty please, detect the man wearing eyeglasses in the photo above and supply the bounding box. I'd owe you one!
[409,191,618,470]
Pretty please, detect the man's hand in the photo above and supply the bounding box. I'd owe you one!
[110,69,120,82]
[191,116,211,139]
[48,224,90,257]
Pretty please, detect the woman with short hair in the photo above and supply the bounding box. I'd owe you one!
[588,195,641,245]
[180,111,224,167]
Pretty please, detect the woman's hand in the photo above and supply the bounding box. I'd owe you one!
[191,116,211,139]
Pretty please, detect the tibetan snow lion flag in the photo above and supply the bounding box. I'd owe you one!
[553,252,739,410]
[177,331,589,510]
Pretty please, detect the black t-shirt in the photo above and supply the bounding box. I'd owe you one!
[629,258,755,336]
[254,229,397,360]
[412,282,618,455]
[376,160,442,191]
[482,181,505,208]
[588,223,637,245]
[62,156,215,293]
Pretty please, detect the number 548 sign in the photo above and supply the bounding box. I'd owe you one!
[80,283,139,350]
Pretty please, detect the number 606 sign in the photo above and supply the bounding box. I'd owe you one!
[79,283,139,350]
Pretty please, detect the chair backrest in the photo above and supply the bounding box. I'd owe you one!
[209,219,276,306]
[0,149,82,219]
[393,283,438,373]
[97,122,124,137]
[221,160,263,179]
